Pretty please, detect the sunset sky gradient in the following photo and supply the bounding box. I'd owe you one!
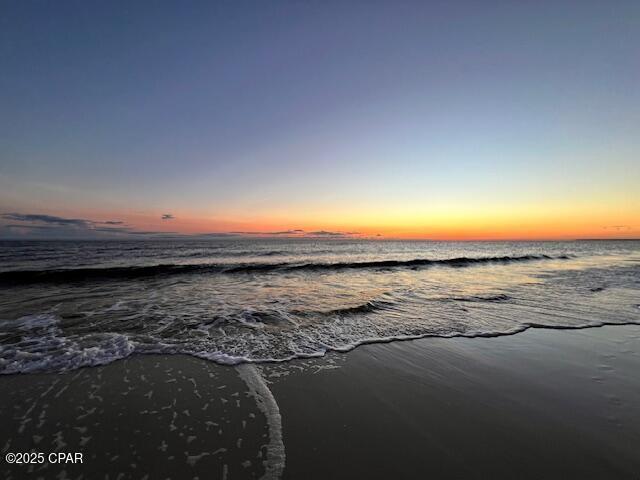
[1,1,638,240]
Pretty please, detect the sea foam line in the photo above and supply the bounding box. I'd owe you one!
[3,317,639,374]
[177,319,640,367]
[237,364,286,480]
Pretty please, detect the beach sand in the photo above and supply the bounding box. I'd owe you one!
[2,324,639,479]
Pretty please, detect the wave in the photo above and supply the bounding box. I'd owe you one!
[294,299,397,318]
[299,319,640,354]
[449,294,513,303]
[1,312,638,374]
[0,254,570,285]
[226,254,570,273]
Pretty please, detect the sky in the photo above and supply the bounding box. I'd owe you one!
[0,0,638,240]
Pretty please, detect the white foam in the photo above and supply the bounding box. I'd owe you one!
[237,364,285,480]
[2,283,640,374]
[0,313,135,374]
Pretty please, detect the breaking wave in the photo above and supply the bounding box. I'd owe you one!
[1,311,638,375]
[1,240,637,375]
[0,254,570,285]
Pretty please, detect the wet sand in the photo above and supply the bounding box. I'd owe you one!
[272,325,640,479]
[2,324,640,479]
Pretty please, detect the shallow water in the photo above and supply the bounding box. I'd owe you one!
[0,239,638,373]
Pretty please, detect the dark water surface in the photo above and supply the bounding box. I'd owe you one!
[1,239,638,373]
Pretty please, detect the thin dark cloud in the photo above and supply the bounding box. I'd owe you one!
[1,212,180,239]
[1,213,90,227]
[273,229,305,234]
[308,230,347,237]
[127,230,180,235]
[2,213,128,229]
[227,229,363,238]
[230,229,306,236]
[1,213,370,240]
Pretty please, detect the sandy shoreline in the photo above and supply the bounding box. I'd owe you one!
[2,324,639,479]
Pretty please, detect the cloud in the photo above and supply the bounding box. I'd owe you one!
[1,213,90,227]
[127,230,180,235]
[305,230,366,238]
[227,229,364,238]
[230,229,306,236]
[0,212,374,240]
[1,212,179,239]
[275,229,305,234]
[307,230,348,237]
[2,213,125,228]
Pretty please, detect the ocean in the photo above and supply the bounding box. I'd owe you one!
[0,239,638,374]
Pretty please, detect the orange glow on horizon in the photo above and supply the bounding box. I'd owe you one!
[116,217,640,242]
[10,203,638,241]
